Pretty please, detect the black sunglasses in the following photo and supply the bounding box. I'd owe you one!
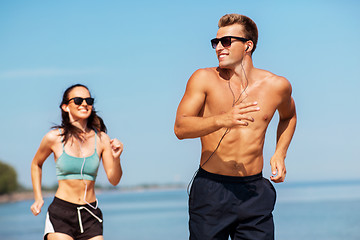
[67,97,94,105]
[211,36,249,49]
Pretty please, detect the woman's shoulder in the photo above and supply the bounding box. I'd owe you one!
[98,131,111,140]
[43,128,62,144]
[95,131,112,153]
[95,130,111,144]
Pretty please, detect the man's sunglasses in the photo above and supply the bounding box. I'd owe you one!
[211,36,249,49]
[67,97,94,105]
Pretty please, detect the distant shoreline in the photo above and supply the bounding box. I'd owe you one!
[0,191,35,204]
[3,180,360,204]
[0,191,55,204]
[0,184,186,204]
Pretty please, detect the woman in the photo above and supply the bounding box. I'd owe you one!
[31,84,123,240]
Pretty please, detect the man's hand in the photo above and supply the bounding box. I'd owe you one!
[270,155,287,183]
[219,102,260,128]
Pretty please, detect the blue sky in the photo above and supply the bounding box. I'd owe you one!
[0,0,359,188]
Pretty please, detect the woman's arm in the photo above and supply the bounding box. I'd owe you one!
[100,132,123,186]
[30,131,56,216]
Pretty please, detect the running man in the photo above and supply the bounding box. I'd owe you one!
[174,14,296,240]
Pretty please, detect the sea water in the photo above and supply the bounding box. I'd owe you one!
[1,182,359,240]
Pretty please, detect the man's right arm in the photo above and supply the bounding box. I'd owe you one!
[174,69,215,139]
[174,69,259,140]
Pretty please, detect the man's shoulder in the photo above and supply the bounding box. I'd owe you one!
[187,67,219,87]
[256,68,291,91]
[256,69,291,87]
[191,67,218,78]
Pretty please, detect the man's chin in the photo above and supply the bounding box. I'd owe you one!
[218,63,232,69]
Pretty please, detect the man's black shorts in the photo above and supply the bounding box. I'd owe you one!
[189,167,276,240]
[44,197,103,240]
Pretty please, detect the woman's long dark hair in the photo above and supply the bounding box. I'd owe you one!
[53,84,107,144]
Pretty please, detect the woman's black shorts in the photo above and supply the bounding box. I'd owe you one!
[44,197,103,240]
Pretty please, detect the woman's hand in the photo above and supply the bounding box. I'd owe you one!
[30,199,44,216]
[110,138,123,159]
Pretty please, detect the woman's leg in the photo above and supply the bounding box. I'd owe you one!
[89,236,104,240]
[47,232,74,240]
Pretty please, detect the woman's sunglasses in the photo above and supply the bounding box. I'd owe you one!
[211,36,249,49]
[67,97,94,106]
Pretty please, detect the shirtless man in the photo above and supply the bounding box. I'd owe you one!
[174,14,296,240]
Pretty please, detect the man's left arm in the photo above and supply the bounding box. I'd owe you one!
[270,79,297,183]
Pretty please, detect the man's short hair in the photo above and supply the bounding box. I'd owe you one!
[218,14,258,54]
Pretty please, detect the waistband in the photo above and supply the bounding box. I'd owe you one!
[196,167,263,183]
[52,197,97,209]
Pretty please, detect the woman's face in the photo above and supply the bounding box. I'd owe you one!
[63,86,93,121]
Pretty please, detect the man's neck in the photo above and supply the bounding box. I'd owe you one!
[234,55,253,77]
[219,55,254,83]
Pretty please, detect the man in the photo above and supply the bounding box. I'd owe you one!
[174,14,296,240]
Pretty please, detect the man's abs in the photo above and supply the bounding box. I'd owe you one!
[199,127,265,176]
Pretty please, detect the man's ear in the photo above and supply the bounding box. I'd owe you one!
[245,41,253,53]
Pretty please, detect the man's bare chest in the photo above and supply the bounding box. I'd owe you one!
[203,85,279,121]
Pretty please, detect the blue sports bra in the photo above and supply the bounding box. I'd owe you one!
[56,129,100,181]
